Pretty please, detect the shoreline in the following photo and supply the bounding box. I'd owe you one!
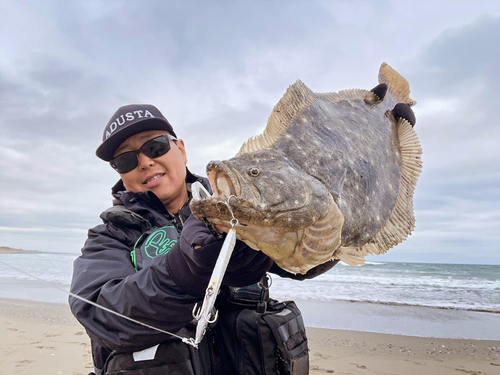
[322,297,500,315]
[0,246,40,254]
[1,298,499,375]
[293,298,500,341]
[3,277,500,340]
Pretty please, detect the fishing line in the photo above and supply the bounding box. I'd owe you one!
[0,196,244,349]
[0,259,198,347]
[0,195,242,349]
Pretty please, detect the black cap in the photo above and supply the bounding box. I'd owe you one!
[96,104,177,161]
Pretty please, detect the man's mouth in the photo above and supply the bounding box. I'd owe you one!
[143,173,165,185]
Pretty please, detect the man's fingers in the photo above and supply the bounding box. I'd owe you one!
[214,224,229,234]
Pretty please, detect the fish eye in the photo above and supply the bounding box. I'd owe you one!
[248,167,261,177]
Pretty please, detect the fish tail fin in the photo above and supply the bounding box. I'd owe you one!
[333,247,366,266]
[378,62,416,106]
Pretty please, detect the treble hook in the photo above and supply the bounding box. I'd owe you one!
[215,195,239,227]
[192,286,220,322]
[192,302,219,323]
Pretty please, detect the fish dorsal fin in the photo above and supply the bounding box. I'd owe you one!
[378,62,416,105]
[316,89,378,104]
[238,80,316,154]
[337,118,423,259]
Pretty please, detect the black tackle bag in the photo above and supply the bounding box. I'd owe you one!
[215,281,309,375]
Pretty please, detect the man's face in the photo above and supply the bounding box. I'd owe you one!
[115,130,188,212]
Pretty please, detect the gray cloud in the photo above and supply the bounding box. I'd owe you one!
[1,1,499,263]
[382,16,500,264]
[418,17,500,92]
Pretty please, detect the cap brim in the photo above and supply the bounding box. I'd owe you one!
[96,118,176,161]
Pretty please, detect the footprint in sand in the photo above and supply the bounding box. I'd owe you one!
[44,333,60,337]
[310,365,335,373]
[350,363,367,369]
[15,359,35,367]
[455,369,484,375]
[36,346,56,350]
[74,331,84,335]
[7,328,18,331]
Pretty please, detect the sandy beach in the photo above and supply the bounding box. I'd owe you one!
[1,298,499,375]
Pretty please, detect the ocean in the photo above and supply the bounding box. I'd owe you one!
[1,253,499,339]
[271,261,500,313]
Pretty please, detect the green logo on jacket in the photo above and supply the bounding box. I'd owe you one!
[144,227,178,258]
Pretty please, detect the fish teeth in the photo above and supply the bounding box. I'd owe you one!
[217,177,230,197]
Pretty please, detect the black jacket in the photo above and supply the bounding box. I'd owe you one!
[69,171,337,371]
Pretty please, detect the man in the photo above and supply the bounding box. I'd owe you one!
[70,104,335,374]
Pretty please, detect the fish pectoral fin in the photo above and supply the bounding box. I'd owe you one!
[333,247,366,266]
[392,103,416,127]
[296,194,344,272]
[369,83,388,102]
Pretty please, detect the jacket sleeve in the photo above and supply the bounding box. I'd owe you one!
[69,222,199,351]
[69,216,272,351]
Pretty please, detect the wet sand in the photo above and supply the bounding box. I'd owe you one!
[1,298,499,375]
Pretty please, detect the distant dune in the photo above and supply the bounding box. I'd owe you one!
[0,246,40,254]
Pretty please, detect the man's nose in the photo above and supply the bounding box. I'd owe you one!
[137,152,155,169]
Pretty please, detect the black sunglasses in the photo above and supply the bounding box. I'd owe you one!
[110,134,177,174]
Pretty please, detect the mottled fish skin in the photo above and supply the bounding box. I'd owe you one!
[190,63,422,273]
[279,96,401,247]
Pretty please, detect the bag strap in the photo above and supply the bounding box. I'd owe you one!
[256,273,271,313]
[217,274,272,311]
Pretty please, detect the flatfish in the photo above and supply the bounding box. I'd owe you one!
[190,63,423,274]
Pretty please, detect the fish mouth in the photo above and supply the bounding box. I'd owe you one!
[191,161,270,226]
[200,161,323,229]
[206,161,240,198]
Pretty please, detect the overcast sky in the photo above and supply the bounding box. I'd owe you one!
[1,0,499,265]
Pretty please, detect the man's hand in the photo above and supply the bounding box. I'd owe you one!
[166,215,273,296]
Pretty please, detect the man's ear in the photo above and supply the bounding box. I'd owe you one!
[176,139,188,164]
